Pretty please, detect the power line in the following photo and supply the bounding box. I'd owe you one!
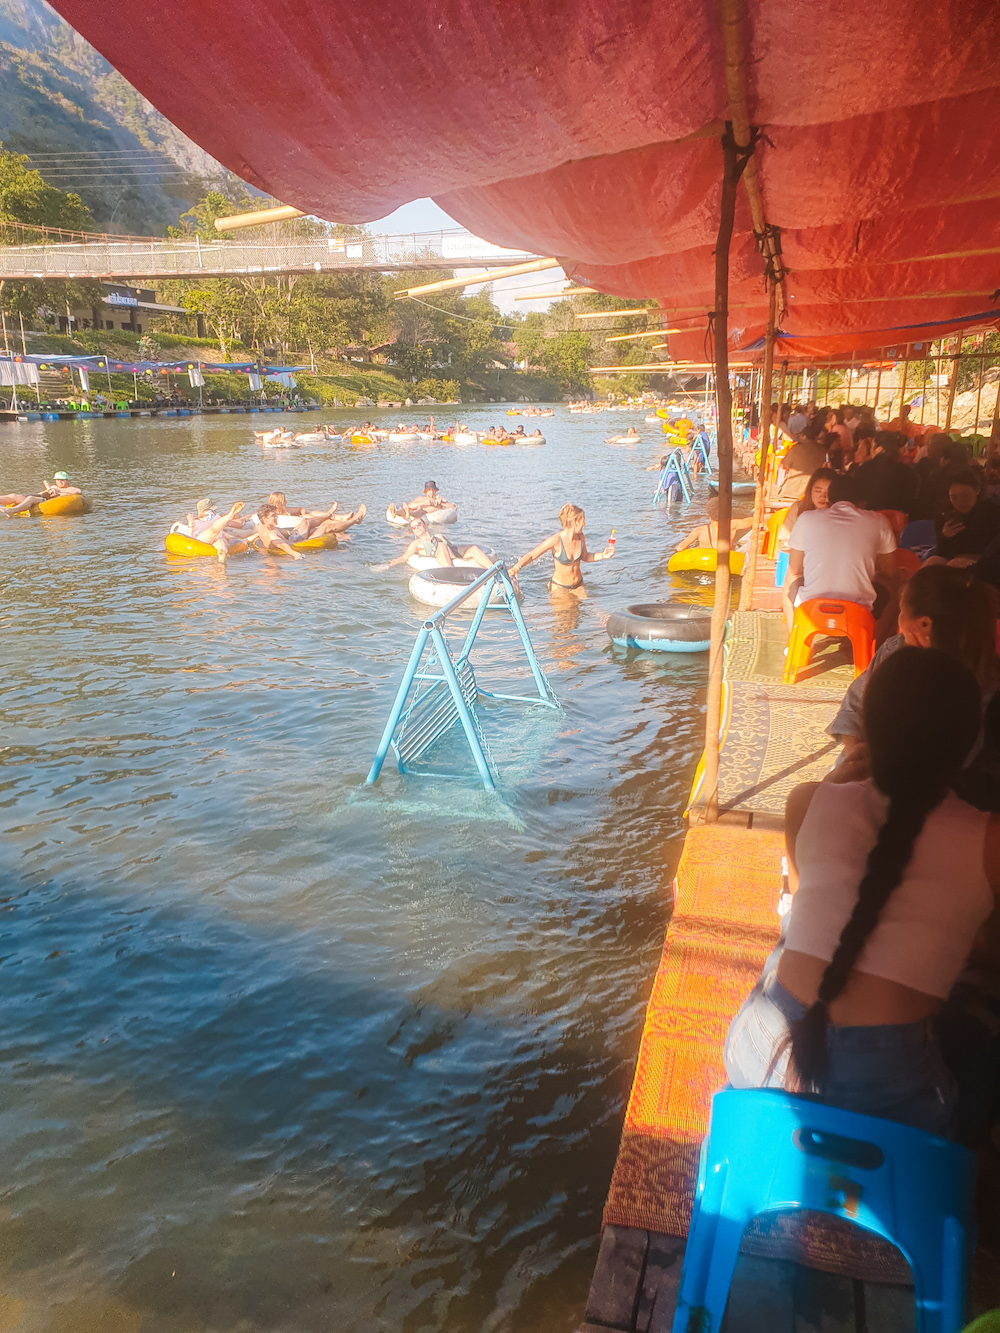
[404,294,516,332]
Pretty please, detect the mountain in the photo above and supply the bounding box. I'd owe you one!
[0,0,247,234]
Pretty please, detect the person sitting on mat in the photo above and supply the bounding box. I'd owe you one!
[382,517,494,571]
[827,565,999,763]
[852,431,919,517]
[724,647,1000,1136]
[509,503,614,593]
[930,471,1000,566]
[776,466,835,551]
[673,497,754,555]
[0,470,82,513]
[782,472,897,632]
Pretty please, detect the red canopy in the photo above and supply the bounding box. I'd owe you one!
[50,0,1000,359]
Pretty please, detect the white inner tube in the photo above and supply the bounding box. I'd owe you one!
[293,432,324,443]
[385,505,459,528]
[388,432,418,442]
[452,433,477,445]
[406,544,494,570]
[408,566,506,609]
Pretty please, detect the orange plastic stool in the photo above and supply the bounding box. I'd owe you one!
[762,506,789,558]
[894,548,922,577]
[877,509,908,541]
[782,598,876,684]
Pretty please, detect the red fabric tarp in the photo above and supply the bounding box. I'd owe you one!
[49,0,1000,360]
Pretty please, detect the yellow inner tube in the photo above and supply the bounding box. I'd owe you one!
[667,548,745,575]
[255,532,339,554]
[350,434,374,444]
[291,533,338,551]
[164,532,249,557]
[12,494,90,517]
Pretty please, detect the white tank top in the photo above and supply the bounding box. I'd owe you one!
[785,780,993,998]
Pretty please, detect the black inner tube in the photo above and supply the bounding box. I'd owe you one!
[623,603,709,623]
[606,602,712,643]
[419,567,481,585]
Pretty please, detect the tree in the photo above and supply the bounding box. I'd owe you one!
[535,331,592,392]
[0,144,94,235]
[510,311,547,365]
[179,280,247,354]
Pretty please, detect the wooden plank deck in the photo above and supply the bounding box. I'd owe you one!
[578,540,924,1333]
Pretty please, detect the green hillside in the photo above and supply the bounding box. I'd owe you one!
[0,0,241,231]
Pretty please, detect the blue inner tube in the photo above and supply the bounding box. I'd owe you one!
[606,602,712,652]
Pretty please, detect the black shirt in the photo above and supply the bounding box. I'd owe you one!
[935,500,1000,559]
[853,454,919,517]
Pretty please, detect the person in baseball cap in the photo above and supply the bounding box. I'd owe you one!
[0,469,80,513]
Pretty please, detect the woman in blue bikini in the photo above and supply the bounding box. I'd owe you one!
[509,503,614,592]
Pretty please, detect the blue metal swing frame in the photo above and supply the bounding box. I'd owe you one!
[652,446,694,504]
[365,562,559,792]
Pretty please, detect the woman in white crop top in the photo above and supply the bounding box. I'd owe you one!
[724,646,1000,1136]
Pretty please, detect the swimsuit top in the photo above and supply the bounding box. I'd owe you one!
[416,534,437,557]
[554,533,580,565]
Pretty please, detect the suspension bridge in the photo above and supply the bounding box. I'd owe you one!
[0,226,543,283]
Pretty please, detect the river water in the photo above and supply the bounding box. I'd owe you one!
[0,407,729,1333]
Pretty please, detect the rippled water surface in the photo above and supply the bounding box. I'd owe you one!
[0,407,728,1333]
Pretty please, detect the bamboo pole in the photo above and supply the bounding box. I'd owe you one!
[992,367,1000,449]
[702,128,746,822]
[739,276,776,612]
[975,342,987,432]
[935,343,943,428]
[214,205,305,231]
[395,257,561,298]
[944,336,963,431]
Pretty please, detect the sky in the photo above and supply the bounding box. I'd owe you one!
[367,198,567,316]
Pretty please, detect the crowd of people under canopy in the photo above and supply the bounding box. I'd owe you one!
[686,396,1000,1147]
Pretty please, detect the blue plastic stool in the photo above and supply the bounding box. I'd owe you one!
[901,519,938,561]
[774,549,789,589]
[671,1088,976,1333]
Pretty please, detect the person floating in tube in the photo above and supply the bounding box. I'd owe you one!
[385,480,457,524]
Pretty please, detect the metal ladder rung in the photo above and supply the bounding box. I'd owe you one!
[394,662,478,766]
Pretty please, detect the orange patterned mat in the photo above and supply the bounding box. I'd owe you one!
[602,823,910,1284]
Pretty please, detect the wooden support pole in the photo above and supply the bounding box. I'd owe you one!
[944,336,962,431]
[920,352,928,426]
[874,363,883,418]
[975,342,987,432]
[992,365,1000,449]
[740,277,776,612]
[896,353,910,419]
[702,127,747,822]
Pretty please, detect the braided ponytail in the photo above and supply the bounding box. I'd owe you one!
[788,647,982,1091]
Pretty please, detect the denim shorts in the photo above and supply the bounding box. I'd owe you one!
[723,947,957,1137]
